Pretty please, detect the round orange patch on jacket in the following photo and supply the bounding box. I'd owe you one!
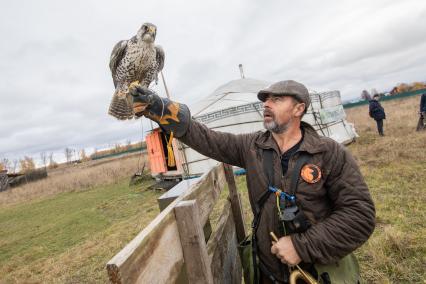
[301,164,322,184]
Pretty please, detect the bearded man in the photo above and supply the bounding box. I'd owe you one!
[130,80,375,283]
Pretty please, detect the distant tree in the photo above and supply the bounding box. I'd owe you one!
[11,159,19,173]
[19,156,35,173]
[126,139,132,151]
[396,83,410,93]
[114,143,122,153]
[0,158,10,172]
[64,148,73,164]
[411,82,426,91]
[48,153,58,169]
[361,90,372,101]
[40,152,47,168]
[79,149,89,162]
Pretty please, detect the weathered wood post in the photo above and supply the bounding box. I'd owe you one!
[223,164,246,243]
[174,200,214,284]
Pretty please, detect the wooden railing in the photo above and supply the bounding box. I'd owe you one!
[106,164,246,283]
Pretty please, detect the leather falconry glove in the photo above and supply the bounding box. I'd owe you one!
[130,85,191,137]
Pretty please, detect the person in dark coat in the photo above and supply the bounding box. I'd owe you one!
[417,93,426,131]
[369,94,386,136]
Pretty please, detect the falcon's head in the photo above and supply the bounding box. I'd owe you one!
[137,23,157,43]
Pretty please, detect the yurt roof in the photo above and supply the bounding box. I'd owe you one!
[191,78,271,116]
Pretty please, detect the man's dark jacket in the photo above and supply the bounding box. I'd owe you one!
[176,118,375,282]
[369,99,386,120]
[420,93,426,113]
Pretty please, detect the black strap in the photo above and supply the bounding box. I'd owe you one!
[263,149,274,186]
[252,149,275,284]
[289,152,312,195]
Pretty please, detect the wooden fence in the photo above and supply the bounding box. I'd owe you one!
[106,163,247,283]
[0,170,8,192]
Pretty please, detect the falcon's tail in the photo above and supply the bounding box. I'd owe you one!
[108,90,134,120]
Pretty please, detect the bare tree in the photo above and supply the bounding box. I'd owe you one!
[1,158,10,172]
[20,156,35,173]
[79,149,88,162]
[48,153,58,169]
[40,152,47,169]
[126,139,132,151]
[64,148,73,164]
[11,159,18,173]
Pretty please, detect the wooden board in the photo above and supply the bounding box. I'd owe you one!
[207,201,242,284]
[106,164,226,283]
[175,200,213,284]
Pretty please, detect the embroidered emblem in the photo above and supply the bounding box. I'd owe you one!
[301,164,322,184]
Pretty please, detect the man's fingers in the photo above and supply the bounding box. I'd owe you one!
[271,243,278,255]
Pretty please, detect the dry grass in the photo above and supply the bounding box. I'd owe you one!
[345,96,426,167]
[344,96,426,283]
[0,153,147,207]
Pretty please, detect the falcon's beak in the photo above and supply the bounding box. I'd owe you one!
[148,26,156,34]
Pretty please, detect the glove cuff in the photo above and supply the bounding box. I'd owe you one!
[145,98,191,138]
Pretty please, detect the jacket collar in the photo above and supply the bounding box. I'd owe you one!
[255,122,326,154]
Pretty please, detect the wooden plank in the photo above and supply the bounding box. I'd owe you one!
[207,201,242,284]
[106,164,226,283]
[223,164,246,243]
[175,200,214,284]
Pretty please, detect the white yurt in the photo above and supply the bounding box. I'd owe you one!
[177,78,358,176]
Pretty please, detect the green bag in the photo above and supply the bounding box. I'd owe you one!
[238,235,256,284]
[315,253,360,284]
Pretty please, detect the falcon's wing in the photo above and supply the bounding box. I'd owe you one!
[109,40,128,88]
[155,45,165,72]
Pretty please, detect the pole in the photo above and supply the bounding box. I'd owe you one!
[160,71,171,99]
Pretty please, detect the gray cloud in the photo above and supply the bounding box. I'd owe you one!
[1,0,425,162]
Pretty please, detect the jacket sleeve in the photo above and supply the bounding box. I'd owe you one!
[177,118,254,169]
[291,143,376,264]
[421,94,426,113]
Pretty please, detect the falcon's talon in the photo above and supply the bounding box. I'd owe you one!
[129,81,140,91]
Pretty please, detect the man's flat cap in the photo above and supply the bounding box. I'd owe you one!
[258,80,310,109]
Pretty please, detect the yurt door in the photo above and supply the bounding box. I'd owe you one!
[146,130,167,174]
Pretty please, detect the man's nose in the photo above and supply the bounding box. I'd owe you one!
[263,98,273,108]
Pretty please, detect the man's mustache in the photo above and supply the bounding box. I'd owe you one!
[263,109,275,118]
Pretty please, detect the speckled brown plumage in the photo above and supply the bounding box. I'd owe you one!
[108,23,165,120]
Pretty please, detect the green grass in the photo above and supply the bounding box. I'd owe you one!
[0,178,162,283]
[354,161,426,283]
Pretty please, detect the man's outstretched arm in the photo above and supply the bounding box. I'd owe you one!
[131,85,253,168]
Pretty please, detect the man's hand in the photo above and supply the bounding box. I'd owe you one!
[129,83,191,137]
[271,236,302,266]
[130,85,157,117]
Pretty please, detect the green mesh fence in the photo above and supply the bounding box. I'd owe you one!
[343,88,426,109]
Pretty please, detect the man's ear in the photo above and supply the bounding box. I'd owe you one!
[294,103,306,117]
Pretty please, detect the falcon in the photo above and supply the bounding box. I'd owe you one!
[108,23,165,120]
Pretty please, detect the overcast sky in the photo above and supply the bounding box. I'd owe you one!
[1,0,425,163]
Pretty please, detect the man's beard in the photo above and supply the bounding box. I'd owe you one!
[263,110,292,134]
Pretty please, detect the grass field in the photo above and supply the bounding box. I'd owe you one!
[0,95,425,283]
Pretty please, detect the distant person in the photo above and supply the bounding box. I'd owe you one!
[369,94,386,136]
[416,93,426,131]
